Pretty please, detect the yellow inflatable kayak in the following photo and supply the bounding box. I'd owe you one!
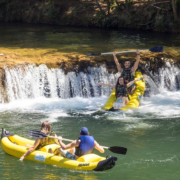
[1,128,117,171]
[102,71,145,111]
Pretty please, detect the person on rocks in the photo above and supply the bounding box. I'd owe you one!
[98,75,145,109]
[19,121,59,161]
[113,50,140,95]
[55,127,104,160]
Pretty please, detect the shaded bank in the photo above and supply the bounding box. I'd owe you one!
[0,0,180,33]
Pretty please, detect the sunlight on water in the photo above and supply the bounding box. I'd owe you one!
[1,24,180,180]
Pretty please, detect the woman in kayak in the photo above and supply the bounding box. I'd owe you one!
[98,76,145,109]
[19,121,59,161]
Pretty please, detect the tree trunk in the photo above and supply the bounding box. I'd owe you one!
[95,0,104,14]
[172,0,178,21]
[125,0,128,10]
[107,0,110,15]
[115,0,120,7]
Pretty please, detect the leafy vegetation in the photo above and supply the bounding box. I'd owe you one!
[0,0,179,32]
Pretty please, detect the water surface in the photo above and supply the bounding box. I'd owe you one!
[0,23,180,180]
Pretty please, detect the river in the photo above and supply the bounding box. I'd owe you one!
[0,23,180,180]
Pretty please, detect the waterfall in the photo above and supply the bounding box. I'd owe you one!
[145,61,180,93]
[4,64,120,101]
[1,62,180,103]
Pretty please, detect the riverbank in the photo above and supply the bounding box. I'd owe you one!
[0,0,180,33]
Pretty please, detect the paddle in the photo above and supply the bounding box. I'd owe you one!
[28,130,127,155]
[87,46,163,56]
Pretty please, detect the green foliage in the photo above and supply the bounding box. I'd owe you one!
[176,0,180,8]
[74,10,77,16]
[110,2,116,10]
[6,5,10,11]
[168,4,172,9]
[95,11,106,26]
[128,0,133,4]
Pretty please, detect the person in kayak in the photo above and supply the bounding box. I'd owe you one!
[113,50,140,95]
[55,127,104,160]
[19,121,58,161]
[98,76,145,109]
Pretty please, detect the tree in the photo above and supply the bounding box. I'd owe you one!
[115,0,120,7]
[172,0,178,21]
[95,0,104,14]
[125,0,128,10]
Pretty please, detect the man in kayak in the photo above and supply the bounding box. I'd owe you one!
[56,127,104,160]
[113,50,140,95]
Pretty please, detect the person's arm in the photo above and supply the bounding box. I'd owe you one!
[58,137,80,150]
[127,77,144,88]
[131,49,140,72]
[113,51,123,73]
[20,138,41,161]
[54,134,60,145]
[98,82,115,88]
[94,141,104,153]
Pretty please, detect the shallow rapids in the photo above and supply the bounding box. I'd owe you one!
[1,23,180,180]
[0,88,180,126]
[0,90,180,179]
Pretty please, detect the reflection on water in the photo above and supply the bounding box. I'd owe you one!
[0,23,180,67]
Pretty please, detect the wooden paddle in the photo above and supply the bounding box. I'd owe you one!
[87,46,163,56]
[28,130,127,155]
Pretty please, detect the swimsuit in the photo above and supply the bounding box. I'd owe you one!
[116,99,122,102]
[116,85,128,98]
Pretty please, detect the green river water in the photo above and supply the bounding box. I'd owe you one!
[0,23,180,180]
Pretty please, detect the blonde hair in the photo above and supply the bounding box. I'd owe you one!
[41,121,51,134]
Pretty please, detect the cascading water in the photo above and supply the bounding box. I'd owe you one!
[4,64,120,102]
[2,61,180,103]
[148,61,180,92]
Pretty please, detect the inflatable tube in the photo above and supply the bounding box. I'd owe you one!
[102,71,145,111]
[1,129,117,171]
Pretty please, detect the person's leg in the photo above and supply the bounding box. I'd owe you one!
[130,85,136,95]
[24,144,33,148]
[122,97,126,107]
[113,102,118,109]
[60,148,77,160]
[68,148,75,154]
[54,148,61,156]
[125,97,129,105]
[48,148,54,154]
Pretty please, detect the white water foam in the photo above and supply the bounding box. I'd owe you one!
[1,64,180,130]
[0,89,179,118]
[137,91,180,118]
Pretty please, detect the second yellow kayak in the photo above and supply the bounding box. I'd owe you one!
[102,71,145,111]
